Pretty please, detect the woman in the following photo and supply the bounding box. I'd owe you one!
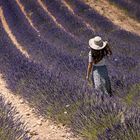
[86,36,112,96]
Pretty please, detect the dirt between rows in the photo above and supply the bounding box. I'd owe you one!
[83,0,140,36]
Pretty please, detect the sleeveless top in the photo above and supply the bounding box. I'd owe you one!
[88,51,106,66]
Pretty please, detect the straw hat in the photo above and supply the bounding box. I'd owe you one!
[89,36,107,50]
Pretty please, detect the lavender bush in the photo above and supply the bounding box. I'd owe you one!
[0,96,29,140]
[70,94,140,140]
[99,107,140,140]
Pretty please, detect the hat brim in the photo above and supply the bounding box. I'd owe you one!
[89,39,107,50]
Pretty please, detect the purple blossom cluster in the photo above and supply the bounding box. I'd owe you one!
[0,96,29,140]
[107,0,140,21]
[0,0,140,139]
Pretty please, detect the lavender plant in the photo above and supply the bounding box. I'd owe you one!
[0,96,29,140]
[71,95,140,140]
[99,107,140,140]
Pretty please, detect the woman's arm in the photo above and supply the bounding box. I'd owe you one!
[86,62,93,81]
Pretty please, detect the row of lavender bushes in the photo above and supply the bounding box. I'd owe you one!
[0,0,140,139]
[106,0,140,21]
[0,96,29,140]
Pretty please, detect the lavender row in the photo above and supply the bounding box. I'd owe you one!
[0,96,29,140]
[72,95,140,139]
[107,0,140,21]
[17,0,86,52]
[1,0,86,75]
[38,0,94,42]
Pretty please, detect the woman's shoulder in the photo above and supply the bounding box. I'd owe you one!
[88,50,92,56]
[89,50,91,54]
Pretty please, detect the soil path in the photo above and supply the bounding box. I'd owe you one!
[0,74,81,140]
[82,0,140,36]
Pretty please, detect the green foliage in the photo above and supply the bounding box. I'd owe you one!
[124,83,140,106]
[46,100,82,126]
[80,112,120,139]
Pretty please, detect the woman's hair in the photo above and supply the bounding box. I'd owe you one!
[91,44,112,64]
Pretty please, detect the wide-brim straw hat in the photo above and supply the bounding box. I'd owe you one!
[89,36,107,50]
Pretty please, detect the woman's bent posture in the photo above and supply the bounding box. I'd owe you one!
[86,36,112,96]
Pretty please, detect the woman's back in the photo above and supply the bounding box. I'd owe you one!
[88,50,106,66]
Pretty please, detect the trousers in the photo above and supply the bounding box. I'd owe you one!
[92,65,112,95]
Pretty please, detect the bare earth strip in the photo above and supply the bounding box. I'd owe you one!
[0,74,82,140]
[83,0,140,36]
[16,0,40,34]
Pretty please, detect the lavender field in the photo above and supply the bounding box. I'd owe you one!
[0,0,140,139]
